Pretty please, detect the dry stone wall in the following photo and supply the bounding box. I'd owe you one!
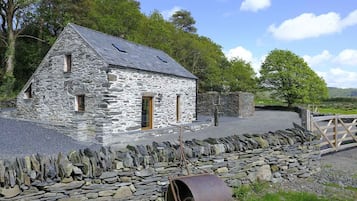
[0,126,320,200]
[198,91,254,117]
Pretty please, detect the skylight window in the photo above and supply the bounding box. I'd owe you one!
[157,55,168,63]
[112,44,127,53]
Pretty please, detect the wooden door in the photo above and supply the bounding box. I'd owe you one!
[141,97,153,130]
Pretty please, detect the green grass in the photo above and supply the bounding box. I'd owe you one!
[254,98,286,106]
[234,186,333,201]
[233,181,355,201]
[249,191,333,201]
[317,107,357,115]
[255,95,357,115]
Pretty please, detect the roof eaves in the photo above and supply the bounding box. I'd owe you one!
[108,64,198,80]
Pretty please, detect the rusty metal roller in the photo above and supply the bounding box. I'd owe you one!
[166,174,233,201]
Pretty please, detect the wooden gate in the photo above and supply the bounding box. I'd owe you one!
[311,115,357,155]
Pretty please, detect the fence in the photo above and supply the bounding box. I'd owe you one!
[310,114,357,154]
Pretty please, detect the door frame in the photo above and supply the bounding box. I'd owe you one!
[141,96,153,130]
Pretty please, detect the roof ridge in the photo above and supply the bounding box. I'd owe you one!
[68,23,167,55]
[66,23,197,80]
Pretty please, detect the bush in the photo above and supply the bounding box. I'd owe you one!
[0,75,17,100]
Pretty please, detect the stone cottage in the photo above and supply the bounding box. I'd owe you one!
[16,23,197,145]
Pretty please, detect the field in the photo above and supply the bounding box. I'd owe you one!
[316,98,357,115]
[255,95,357,115]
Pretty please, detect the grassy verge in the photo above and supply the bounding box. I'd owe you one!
[233,181,355,201]
[255,95,357,115]
[316,107,357,115]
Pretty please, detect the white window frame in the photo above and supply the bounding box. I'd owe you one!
[64,54,72,73]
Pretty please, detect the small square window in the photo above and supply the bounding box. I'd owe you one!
[24,84,32,99]
[64,54,72,73]
[75,95,85,112]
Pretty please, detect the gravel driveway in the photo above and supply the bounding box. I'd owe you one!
[0,117,101,159]
[0,109,301,158]
[111,109,302,147]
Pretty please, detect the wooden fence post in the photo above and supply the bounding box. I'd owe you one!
[334,116,338,151]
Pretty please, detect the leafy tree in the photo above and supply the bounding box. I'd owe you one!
[14,24,50,89]
[36,0,89,43]
[260,49,328,107]
[0,0,231,95]
[306,73,328,104]
[223,58,257,93]
[133,11,175,54]
[85,0,144,39]
[0,0,39,95]
[170,9,197,33]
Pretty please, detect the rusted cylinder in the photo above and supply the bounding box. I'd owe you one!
[166,174,233,201]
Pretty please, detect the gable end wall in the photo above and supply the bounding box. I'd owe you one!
[16,26,110,142]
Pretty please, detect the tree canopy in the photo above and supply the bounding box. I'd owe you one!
[0,0,255,95]
[170,9,197,33]
[260,49,328,107]
[223,58,257,93]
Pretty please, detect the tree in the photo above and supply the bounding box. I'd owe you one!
[0,0,38,78]
[85,0,143,39]
[0,0,41,97]
[260,49,328,107]
[170,9,197,33]
[223,58,257,93]
[36,0,89,43]
[134,11,175,54]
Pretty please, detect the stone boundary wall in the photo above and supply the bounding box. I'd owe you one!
[0,126,320,200]
[198,91,254,117]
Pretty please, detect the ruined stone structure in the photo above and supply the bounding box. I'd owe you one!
[16,24,197,145]
[198,91,254,117]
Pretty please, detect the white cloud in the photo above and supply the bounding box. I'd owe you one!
[224,46,264,73]
[225,46,253,62]
[304,49,357,68]
[318,68,357,88]
[341,9,357,27]
[303,49,357,87]
[268,9,357,41]
[334,49,357,66]
[161,6,182,20]
[240,0,271,12]
[303,50,332,67]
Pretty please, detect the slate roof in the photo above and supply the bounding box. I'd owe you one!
[69,23,197,79]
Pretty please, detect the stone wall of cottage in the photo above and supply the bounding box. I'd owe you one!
[198,91,254,117]
[16,26,110,142]
[0,127,320,200]
[101,67,197,144]
[15,25,198,145]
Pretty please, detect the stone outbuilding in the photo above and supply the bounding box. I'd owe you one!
[16,23,197,145]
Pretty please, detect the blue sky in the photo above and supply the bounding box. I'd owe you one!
[138,0,357,88]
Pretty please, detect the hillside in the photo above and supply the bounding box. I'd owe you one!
[328,87,357,98]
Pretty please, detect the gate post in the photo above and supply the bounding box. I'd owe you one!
[301,109,311,131]
[334,116,338,151]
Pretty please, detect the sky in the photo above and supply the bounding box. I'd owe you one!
[138,0,357,88]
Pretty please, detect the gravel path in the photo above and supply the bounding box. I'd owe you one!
[0,109,300,158]
[0,117,101,159]
[113,109,301,147]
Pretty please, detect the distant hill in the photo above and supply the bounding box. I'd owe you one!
[328,87,357,98]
